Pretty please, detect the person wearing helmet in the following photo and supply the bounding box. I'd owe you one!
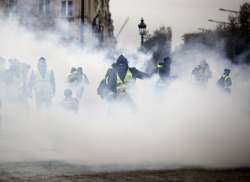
[62,89,79,112]
[192,60,212,86]
[29,57,55,109]
[217,69,232,93]
[98,54,149,99]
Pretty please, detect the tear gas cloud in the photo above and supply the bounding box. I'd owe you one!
[0,16,250,170]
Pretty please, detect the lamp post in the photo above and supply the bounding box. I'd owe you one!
[80,0,85,45]
[138,18,147,47]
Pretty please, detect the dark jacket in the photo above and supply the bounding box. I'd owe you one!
[106,65,148,93]
[152,57,171,79]
[158,62,171,79]
[97,55,149,98]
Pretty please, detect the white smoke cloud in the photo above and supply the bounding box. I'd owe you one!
[0,15,250,170]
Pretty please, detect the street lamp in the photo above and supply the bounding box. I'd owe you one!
[138,18,147,47]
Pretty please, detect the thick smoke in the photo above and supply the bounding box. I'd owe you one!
[0,16,250,170]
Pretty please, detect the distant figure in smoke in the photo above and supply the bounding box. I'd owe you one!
[107,13,114,37]
[29,57,55,109]
[17,61,31,103]
[98,55,149,100]
[152,57,173,86]
[92,11,104,43]
[192,60,212,86]
[158,57,171,78]
[66,66,89,102]
[217,69,232,93]
[5,59,31,104]
[92,12,101,34]
[62,89,79,112]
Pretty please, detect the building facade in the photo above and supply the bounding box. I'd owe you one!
[0,0,114,43]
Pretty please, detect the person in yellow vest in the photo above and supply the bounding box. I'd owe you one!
[217,69,232,93]
[153,57,172,80]
[29,57,55,109]
[98,55,149,99]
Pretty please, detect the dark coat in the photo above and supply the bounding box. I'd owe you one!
[97,55,149,98]
[106,65,149,93]
[152,57,171,79]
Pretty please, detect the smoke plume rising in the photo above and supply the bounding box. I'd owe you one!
[0,16,250,170]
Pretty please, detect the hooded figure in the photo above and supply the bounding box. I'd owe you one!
[98,55,149,99]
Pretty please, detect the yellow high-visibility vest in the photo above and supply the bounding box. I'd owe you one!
[222,75,231,87]
[157,64,163,69]
[223,75,230,81]
[116,69,133,92]
[33,70,53,94]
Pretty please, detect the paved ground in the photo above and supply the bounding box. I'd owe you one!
[0,161,250,182]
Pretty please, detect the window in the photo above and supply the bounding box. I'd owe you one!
[39,0,50,15]
[61,0,73,17]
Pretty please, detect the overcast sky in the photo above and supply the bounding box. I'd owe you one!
[110,0,248,50]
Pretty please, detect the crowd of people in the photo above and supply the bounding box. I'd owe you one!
[98,55,232,101]
[0,56,88,112]
[191,60,232,92]
[0,54,232,113]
